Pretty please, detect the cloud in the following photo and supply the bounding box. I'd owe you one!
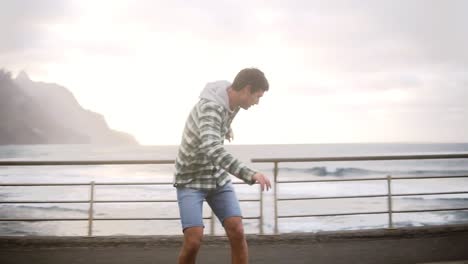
[3,0,467,68]
[279,0,468,71]
[0,0,76,53]
[0,0,466,143]
[363,0,468,67]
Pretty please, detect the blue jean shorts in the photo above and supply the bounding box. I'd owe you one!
[176,182,242,231]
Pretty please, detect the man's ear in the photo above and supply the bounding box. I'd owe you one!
[245,84,253,94]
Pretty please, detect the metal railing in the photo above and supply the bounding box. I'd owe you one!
[252,154,468,234]
[1,154,468,236]
[0,160,263,236]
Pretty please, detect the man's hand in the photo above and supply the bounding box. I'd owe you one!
[252,173,272,191]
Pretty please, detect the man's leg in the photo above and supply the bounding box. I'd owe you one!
[176,187,206,264]
[224,216,249,264]
[178,227,204,264]
[207,182,248,264]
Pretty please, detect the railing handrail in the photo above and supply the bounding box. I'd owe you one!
[0,181,254,187]
[0,160,175,166]
[3,153,467,166]
[275,175,468,184]
[2,175,467,187]
[251,153,468,163]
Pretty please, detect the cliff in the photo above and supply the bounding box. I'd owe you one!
[0,69,138,145]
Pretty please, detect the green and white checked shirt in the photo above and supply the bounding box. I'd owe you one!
[174,95,257,190]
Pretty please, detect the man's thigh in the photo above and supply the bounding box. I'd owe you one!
[176,187,206,231]
[206,182,242,226]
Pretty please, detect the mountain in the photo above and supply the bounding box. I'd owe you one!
[0,69,138,145]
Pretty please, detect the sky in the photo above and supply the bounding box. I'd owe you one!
[1,0,467,145]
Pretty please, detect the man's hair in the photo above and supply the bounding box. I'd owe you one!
[231,68,269,93]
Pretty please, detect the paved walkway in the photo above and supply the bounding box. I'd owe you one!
[1,224,468,264]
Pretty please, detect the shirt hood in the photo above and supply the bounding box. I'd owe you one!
[199,80,233,112]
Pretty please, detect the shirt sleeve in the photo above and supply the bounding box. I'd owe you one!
[198,102,256,185]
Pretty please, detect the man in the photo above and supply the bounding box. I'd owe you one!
[174,68,271,264]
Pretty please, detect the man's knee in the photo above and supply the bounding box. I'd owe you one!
[185,236,202,252]
[224,217,245,240]
[183,227,204,252]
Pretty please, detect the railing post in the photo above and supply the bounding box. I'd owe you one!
[260,184,264,235]
[273,161,279,234]
[210,210,215,235]
[386,175,394,229]
[88,181,95,236]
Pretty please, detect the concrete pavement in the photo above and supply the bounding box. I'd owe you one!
[1,224,468,264]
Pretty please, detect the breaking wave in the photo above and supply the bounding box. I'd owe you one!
[279,167,468,177]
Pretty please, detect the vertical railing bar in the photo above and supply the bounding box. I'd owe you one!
[274,161,279,234]
[260,184,264,235]
[88,181,95,237]
[210,210,215,235]
[387,175,394,229]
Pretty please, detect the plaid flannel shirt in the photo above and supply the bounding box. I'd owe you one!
[173,98,257,190]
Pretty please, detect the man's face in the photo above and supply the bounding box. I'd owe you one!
[239,85,265,110]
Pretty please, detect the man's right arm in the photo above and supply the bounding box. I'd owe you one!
[198,102,257,185]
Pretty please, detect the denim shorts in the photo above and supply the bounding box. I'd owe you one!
[176,182,242,231]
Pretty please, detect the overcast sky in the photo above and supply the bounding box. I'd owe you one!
[1,0,467,145]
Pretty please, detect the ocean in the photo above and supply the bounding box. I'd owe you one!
[1,143,468,236]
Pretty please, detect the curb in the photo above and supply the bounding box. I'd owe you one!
[1,224,468,249]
